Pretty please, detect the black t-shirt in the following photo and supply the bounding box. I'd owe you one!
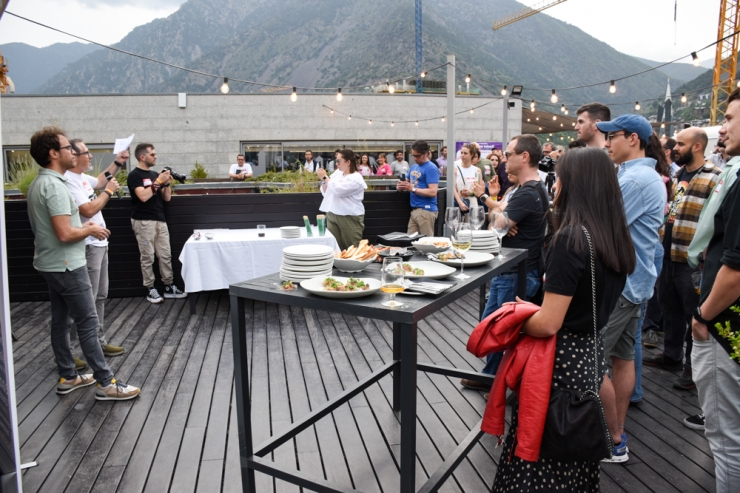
[544,226,626,334]
[664,165,701,247]
[502,180,547,271]
[128,167,166,222]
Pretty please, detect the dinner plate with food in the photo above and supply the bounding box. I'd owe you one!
[411,237,452,254]
[431,251,495,267]
[301,276,382,299]
[384,261,456,279]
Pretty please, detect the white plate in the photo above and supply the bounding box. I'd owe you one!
[280,226,301,231]
[412,237,453,254]
[280,269,333,281]
[472,230,495,237]
[472,239,496,245]
[333,257,375,273]
[300,276,382,299]
[281,262,334,272]
[432,251,495,267]
[283,244,335,258]
[384,261,456,279]
[282,257,335,267]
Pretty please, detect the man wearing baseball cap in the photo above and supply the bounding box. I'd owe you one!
[595,114,667,463]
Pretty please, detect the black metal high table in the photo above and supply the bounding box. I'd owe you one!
[229,248,528,493]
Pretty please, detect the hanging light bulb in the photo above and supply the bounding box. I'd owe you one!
[441,117,445,122]
[564,109,569,115]
[470,108,474,114]
[391,121,395,126]
[420,71,427,78]
[336,88,343,101]
[530,100,536,111]
[415,121,419,126]
[220,77,229,94]
[348,115,352,120]
[691,52,700,67]
[635,101,641,111]
[681,93,687,103]
[535,116,539,121]
[368,120,372,125]
[609,80,616,94]
[465,74,471,83]
[387,80,395,94]
[552,115,557,121]
[330,109,334,114]
[660,122,666,128]
[290,87,297,102]
[501,85,508,96]
[560,104,566,113]
[550,89,558,103]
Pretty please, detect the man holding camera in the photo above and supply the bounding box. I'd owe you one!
[128,143,186,304]
[65,139,127,361]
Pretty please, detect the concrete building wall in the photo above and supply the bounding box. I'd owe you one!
[0,93,521,177]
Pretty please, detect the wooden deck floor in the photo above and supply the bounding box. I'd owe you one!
[10,291,715,492]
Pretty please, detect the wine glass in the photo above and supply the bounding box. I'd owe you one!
[491,212,510,259]
[451,223,473,279]
[445,207,461,237]
[381,257,405,308]
[470,206,485,231]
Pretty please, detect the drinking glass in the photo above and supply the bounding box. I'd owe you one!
[451,223,473,279]
[257,224,266,237]
[381,257,405,307]
[470,206,485,231]
[445,207,461,237]
[491,212,510,259]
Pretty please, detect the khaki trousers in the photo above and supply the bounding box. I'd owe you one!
[408,208,438,237]
[131,219,174,288]
[326,212,364,251]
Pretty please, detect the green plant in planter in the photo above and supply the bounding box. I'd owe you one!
[190,161,208,179]
[8,155,40,196]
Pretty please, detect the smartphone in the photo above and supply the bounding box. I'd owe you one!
[399,173,406,181]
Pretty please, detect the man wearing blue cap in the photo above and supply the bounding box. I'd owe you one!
[595,114,667,463]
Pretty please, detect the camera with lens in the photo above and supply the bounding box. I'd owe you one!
[538,155,556,174]
[162,166,186,184]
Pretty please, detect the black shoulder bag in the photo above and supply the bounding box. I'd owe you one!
[538,226,613,462]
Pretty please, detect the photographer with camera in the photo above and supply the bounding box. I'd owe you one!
[128,143,187,304]
[539,143,557,198]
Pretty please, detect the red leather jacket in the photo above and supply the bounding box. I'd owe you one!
[467,302,556,462]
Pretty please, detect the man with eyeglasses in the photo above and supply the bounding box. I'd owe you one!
[595,114,666,463]
[396,140,439,236]
[64,139,128,364]
[26,127,141,401]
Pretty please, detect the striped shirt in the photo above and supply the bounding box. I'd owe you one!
[669,162,721,262]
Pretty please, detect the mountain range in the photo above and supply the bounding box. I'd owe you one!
[3,0,705,115]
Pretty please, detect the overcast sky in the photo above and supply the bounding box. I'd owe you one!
[0,0,721,64]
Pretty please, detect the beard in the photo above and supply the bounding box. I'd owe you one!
[674,151,694,166]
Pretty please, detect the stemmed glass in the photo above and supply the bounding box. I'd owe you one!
[445,207,461,237]
[381,257,405,308]
[451,223,473,279]
[491,212,510,259]
[470,206,485,231]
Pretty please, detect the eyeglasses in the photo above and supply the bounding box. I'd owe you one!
[606,132,627,141]
[59,145,72,152]
[411,153,424,159]
[504,151,519,159]
[73,151,92,157]
[542,150,551,155]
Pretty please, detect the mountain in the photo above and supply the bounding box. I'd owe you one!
[633,56,709,87]
[0,42,99,93]
[37,0,669,115]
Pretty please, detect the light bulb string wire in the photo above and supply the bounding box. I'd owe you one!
[321,97,503,124]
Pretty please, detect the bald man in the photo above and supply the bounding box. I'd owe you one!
[644,128,722,390]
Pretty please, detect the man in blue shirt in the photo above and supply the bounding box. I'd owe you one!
[596,114,667,463]
[397,140,440,236]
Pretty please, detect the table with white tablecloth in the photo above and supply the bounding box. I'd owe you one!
[179,227,339,297]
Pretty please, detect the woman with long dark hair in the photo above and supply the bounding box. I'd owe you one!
[316,149,367,250]
[492,147,635,492]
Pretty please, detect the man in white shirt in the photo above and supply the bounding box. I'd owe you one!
[303,150,320,173]
[390,150,410,176]
[228,154,253,180]
[66,139,127,360]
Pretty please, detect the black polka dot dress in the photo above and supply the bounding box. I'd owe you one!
[491,328,606,493]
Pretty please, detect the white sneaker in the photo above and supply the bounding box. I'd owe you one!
[147,288,164,304]
[56,374,96,395]
[95,379,141,401]
[163,285,187,299]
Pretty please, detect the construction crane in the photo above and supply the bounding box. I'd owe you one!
[492,0,568,31]
[415,0,422,93]
[710,0,740,125]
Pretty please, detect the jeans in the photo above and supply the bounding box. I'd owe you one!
[659,259,699,368]
[632,243,663,402]
[39,267,113,385]
[481,269,541,375]
[70,245,109,350]
[693,336,740,493]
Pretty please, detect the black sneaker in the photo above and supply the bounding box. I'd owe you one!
[163,285,187,299]
[683,413,705,430]
[673,368,696,390]
[147,288,164,304]
[643,352,683,370]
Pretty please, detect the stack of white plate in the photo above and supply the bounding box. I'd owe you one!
[471,230,500,254]
[280,226,301,239]
[280,244,335,281]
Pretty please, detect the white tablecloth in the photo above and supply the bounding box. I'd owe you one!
[179,227,339,292]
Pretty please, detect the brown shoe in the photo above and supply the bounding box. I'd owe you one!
[460,378,492,391]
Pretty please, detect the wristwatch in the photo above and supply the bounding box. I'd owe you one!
[478,193,490,202]
[694,306,711,326]
[113,160,125,167]
[411,187,417,194]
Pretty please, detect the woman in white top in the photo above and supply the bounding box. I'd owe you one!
[454,143,483,215]
[316,149,368,250]
[358,154,373,177]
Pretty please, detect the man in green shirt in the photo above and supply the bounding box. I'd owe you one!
[27,126,140,401]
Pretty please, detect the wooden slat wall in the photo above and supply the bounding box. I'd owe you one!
[4,189,447,301]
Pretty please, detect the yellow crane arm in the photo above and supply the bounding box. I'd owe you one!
[492,0,568,31]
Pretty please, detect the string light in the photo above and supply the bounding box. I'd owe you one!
[465,74,471,83]
[220,77,229,94]
[391,122,395,126]
[681,93,687,103]
[501,85,508,96]
[368,120,372,124]
[387,80,395,94]
[348,115,351,120]
[635,101,641,111]
[420,71,427,78]
[552,115,557,121]
[336,88,343,101]
[560,104,566,113]
[415,121,419,125]
[290,87,297,102]
[530,101,536,111]
[330,109,334,114]
[470,109,474,114]
[660,122,665,128]
[609,80,616,94]
[441,117,445,122]
[564,108,569,115]
[550,89,558,103]
[691,52,700,67]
